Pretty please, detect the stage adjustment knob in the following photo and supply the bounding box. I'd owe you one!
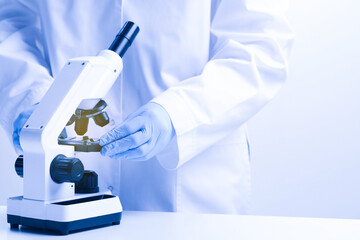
[50,154,84,183]
[75,170,99,193]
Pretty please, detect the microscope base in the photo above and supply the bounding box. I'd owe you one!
[7,212,121,235]
[7,193,122,235]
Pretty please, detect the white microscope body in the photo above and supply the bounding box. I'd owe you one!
[7,22,139,235]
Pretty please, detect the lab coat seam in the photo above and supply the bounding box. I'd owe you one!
[175,165,179,212]
[37,6,54,77]
[246,153,251,214]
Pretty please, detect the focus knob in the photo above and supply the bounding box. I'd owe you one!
[75,170,99,193]
[50,155,84,183]
[15,155,24,178]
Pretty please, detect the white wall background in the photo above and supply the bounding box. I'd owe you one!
[1,0,360,220]
[248,0,360,219]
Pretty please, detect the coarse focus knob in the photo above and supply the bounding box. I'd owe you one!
[50,155,84,183]
[15,155,24,178]
[75,170,99,193]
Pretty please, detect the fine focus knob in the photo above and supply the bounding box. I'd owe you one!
[50,154,84,183]
[15,155,24,178]
[75,170,99,193]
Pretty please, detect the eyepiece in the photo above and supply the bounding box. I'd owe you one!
[109,21,140,57]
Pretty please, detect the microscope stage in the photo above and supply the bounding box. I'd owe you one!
[58,136,102,152]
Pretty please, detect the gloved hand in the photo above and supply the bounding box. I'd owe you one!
[12,103,38,154]
[100,102,175,161]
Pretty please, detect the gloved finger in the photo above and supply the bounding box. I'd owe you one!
[100,128,151,156]
[110,132,159,161]
[100,116,145,146]
[109,141,152,161]
[12,116,29,154]
[13,114,29,132]
[11,103,39,154]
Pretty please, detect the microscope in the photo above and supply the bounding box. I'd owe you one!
[7,22,139,235]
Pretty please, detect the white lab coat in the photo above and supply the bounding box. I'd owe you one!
[0,0,293,213]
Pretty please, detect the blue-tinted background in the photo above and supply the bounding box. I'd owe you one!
[248,0,360,218]
[1,0,359,219]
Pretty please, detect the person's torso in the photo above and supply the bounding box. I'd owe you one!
[23,0,250,214]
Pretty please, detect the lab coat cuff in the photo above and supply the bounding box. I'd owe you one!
[155,135,179,170]
[151,89,196,169]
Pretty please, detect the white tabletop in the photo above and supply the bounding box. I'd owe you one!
[1,206,360,240]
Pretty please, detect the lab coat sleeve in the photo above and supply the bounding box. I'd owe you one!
[0,0,53,144]
[152,0,294,169]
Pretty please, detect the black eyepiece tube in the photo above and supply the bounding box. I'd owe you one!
[109,21,140,57]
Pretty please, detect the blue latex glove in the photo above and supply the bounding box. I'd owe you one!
[100,102,175,161]
[12,103,38,154]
